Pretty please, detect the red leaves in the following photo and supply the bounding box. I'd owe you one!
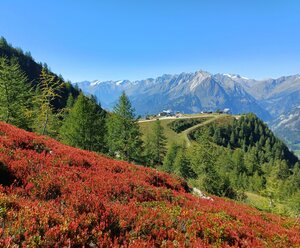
[0,121,299,247]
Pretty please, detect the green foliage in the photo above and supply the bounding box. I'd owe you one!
[173,143,196,179]
[60,93,106,152]
[168,117,209,133]
[0,57,33,129]
[106,92,143,162]
[191,113,298,166]
[162,143,180,173]
[162,142,197,180]
[0,36,79,111]
[144,119,167,166]
[61,93,75,120]
[185,113,300,212]
[188,139,237,198]
[288,190,300,216]
[33,68,64,137]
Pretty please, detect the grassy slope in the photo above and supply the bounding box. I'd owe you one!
[0,121,300,247]
[245,192,291,216]
[139,113,227,147]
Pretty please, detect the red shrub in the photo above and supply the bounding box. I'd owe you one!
[0,121,299,247]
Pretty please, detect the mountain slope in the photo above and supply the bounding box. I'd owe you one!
[1,122,300,247]
[0,37,79,110]
[271,106,300,156]
[76,71,270,119]
[244,75,300,117]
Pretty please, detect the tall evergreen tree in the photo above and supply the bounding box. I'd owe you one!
[62,93,75,119]
[174,143,196,179]
[162,142,179,173]
[0,56,32,129]
[144,119,167,166]
[106,92,143,162]
[60,93,106,152]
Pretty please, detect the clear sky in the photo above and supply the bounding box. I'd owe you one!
[1,0,300,82]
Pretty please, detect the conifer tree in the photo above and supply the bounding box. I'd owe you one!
[62,93,75,119]
[60,93,106,152]
[174,143,196,179]
[144,119,167,166]
[162,142,179,173]
[143,132,156,166]
[33,68,63,136]
[0,57,33,129]
[106,92,143,162]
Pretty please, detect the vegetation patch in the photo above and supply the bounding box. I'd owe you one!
[168,117,211,133]
[0,121,299,246]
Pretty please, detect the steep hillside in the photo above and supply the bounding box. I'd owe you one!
[190,113,299,166]
[271,107,300,156]
[140,114,300,215]
[0,37,79,110]
[244,75,300,117]
[0,122,299,247]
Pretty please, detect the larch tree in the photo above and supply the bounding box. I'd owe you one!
[33,68,63,137]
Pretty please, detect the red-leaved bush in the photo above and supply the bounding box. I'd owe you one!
[0,122,299,247]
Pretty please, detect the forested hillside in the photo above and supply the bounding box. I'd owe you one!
[154,114,300,215]
[0,37,109,141]
[0,37,79,110]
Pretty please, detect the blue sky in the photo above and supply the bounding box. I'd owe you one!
[1,0,300,82]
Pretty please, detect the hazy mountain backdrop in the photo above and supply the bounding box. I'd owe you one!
[75,70,300,155]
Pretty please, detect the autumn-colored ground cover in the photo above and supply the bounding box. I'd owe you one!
[0,122,299,247]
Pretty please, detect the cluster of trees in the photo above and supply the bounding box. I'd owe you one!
[0,54,194,180]
[0,56,65,134]
[185,114,300,215]
[168,118,208,133]
[0,37,79,110]
[191,114,298,165]
[162,142,197,180]
[0,55,167,167]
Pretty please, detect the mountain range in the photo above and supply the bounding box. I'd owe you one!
[75,70,300,154]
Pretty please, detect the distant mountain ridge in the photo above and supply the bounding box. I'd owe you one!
[75,70,272,118]
[75,70,300,154]
[75,71,300,118]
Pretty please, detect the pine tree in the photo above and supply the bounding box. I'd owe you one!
[0,57,33,129]
[106,92,143,162]
[60,93,106,152]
